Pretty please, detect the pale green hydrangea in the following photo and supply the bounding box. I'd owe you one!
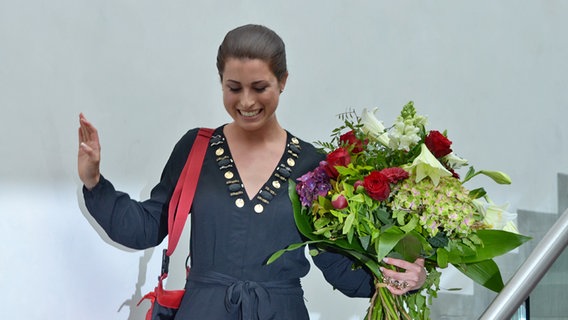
[391,176,478,239]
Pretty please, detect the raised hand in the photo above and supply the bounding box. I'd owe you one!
[78,113,101,190]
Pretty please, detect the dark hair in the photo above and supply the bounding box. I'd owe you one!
[216,24,287,82]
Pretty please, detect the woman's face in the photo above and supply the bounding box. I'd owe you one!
[222,58,287,132]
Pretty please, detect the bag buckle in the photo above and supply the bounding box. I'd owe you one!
[161,249,169,276]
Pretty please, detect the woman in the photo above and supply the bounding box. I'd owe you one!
[78,24,426,319]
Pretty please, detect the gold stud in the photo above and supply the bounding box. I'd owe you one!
[254,204,264,214]
[272,180,281,189]
[224,171,234,179]
[235,198,244,208]
[291,137,299,144]
[215,147,225,156]
[287,158,296,167]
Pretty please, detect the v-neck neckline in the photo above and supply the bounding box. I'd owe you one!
[209,127,302,214]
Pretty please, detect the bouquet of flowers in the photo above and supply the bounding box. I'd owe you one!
[268,102,530,319]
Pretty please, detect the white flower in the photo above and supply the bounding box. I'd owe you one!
[443,152,468,169]
[360,108,390,146]
[389,119,421,152]
[473,199,519,233]
[414,114,428,128]
[403,144,452,186]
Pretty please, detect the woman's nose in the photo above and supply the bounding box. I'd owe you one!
[240,90,255,108]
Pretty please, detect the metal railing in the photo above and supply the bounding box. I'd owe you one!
[479,208,568,319]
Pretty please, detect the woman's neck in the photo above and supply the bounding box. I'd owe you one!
[224,120,286,145]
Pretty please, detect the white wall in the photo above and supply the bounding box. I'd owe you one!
[1,1,567,319]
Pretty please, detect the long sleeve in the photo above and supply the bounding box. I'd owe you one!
[82,175,169,249]
[82,128,199,249]
[311,248,374,298]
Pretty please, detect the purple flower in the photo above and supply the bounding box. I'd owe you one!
[296,161,332,207]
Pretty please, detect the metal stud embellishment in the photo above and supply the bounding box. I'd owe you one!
[228,183,242,192]
[287,158,296,167]
[250,136,299,210]
[213,131,302,213]
[259,190,274,201]
[289,143,301,154]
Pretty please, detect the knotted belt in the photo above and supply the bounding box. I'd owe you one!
[187,269,302,320]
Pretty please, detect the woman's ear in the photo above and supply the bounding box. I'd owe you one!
[279,72,288,93]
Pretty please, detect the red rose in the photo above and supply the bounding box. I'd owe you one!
[379,167,409,183]
[340,130,367,153]
[363,171,391,201]
[324,147,351,179]
[425,130,453,158]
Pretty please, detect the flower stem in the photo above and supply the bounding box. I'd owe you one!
[379,285,398,319]
[367,280,380,320]
[367,275,418,320]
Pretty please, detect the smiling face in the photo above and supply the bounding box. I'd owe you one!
[222,58,287,133]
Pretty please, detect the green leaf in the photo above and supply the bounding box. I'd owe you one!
[400,215,418,233]
[393,234,422,262]
[266,241,313,264]
[313,217,330,229]
[408,230,435,257]
[453,259,504,292]
[331,236,366,253]
[462,166,476,183]
[376,207,393,225]
[428,232,449,248]
[462,230,531,263]
[347,225,355,243]
[313,226,333,235]
[360,235,371,250]
[444,242,472,264]
[267,249,287,264]
[437,248,449,268]
[288,180,317,240]
[377,226,406,261]
[395,210,406,225]
[468,187,487,199]
[343,212,356,235]
[349,193,365,203]
[336,247,382,277]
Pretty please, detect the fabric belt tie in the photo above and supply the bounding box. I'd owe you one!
[188,269,301,320]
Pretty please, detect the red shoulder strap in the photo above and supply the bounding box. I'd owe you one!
[166,128,214,256]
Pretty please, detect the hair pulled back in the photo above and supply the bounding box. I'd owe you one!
[216,24,287,82]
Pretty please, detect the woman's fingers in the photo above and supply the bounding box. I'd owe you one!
[380,257,427,295]
[79,113,99,145]
[78,132,94,156]
[78,113,101,189]
[383,257,422,272]
[78,114,100,154]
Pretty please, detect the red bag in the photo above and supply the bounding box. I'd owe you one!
[138,128,214,320]
[138,273,185,320]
